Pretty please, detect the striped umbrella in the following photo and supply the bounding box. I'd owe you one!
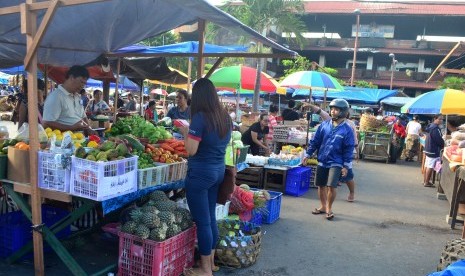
[279,71,343,105]
[401,88,465,115]
[209,65,277,94]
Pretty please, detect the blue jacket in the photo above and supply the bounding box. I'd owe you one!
[306,120,355,169]
[424,123,444,158]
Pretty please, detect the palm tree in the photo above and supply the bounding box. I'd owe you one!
[220,0,307,112]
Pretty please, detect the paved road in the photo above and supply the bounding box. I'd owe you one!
[0,127,460,275]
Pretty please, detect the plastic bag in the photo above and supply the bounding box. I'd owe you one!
[451,131,465,141]
[15,123,49,143]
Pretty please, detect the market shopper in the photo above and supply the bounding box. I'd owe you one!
[402,115,422,161]
[144,100,158,123]
[241,114,270,156]
[304,99,355,220]
[42,65,94,134]
[178,78,232,276]
[14,78,46,129]
[85,89,110,117]
[392,117,407,160]
[282,99,300,121]
[423,115,444,187]
[167,89,190,120]
[124,93,137,111]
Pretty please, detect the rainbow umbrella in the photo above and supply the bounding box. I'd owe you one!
[401,88,465,115]
[279,71,343,106]
[209,65,277,94]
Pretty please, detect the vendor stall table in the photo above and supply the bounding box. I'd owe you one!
[438,158,465,229]
[360,130,392,163]
[0,178,185,276]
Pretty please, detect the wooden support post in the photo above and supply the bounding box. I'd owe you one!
[113,58,121,123]
[197,19,206,79]
[187,58,192,93]
[23,1,44,274]
[205,57,224,79]
[426,41,462,83]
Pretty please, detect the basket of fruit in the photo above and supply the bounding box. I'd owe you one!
[215,219,262,268]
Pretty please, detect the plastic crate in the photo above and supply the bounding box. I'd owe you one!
[285,166,312,197]
[138,164,169,190]
[0,205,71,258]
[70,156,138,201]
[267,157,302,167]
[38,151,71,192]
[250,188,282,224]
[118,226,196,276]
[155,160,187,184]
[215,201,231,220]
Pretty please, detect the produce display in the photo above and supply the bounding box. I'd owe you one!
[108,115,172,143]
[0,139,18,155]
[268,145,304,166]
[120,190,193,241]
[74,139,130,162]
[45,128,85,147]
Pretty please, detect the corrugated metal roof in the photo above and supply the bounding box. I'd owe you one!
[304,1,465,16]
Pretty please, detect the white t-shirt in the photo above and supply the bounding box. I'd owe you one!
[406,121,422,135]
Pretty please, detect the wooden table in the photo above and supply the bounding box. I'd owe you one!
[438,159,465,229]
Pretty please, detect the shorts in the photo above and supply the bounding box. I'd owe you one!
[425,156,440,169]
[339,168,354,183]
[315,166,342,188]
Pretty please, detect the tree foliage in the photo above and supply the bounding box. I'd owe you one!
[438,76,465,90]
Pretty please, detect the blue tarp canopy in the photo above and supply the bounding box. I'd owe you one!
[292,87,397,104]
[0,0,295,68]
[117,41,248,55]
[86,77,139,90]
[380,96,413,107]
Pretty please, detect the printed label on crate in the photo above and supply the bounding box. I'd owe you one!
[99,173,137,201]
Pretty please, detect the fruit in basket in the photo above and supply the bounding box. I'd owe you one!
[149,191,169,201]
[142,212,161,228]
[149,223,168,241]
[153,200,177,212]
[86,155,96,161]
[121,221,137,234]
[135,224,150,239]
[306,158,318,165]
[116,143,128,156]
[87,141,99,149]
[106,149,119,160]
[166,224,181,239]
[74,147,87,158]
[96,151,107,160]
[130,208,144,223]
[158,211,176,224]
[100,140,115,151]
[118,134,144,151]
[142,206,160,215]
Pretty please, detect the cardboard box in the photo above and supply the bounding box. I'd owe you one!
[7,146,30,183]
[89,120,110,129]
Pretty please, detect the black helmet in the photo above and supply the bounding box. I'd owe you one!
[329,98,349,120]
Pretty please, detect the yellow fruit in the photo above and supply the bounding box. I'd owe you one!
[71,134,77,140]
[87,141,99,148]
[53,129,61,135]
[56,135,63,141]
[75,133,84,140]
[45,127,53,133]
[74,143,82,148]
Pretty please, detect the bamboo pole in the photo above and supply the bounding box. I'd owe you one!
[187,58,192,93]
[23,0,44,274]
[426,41,462,83]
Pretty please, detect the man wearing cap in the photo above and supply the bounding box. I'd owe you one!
[402,115,422,162]
[303,99,355,220]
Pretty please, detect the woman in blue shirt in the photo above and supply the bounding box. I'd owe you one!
[179,78,232,276]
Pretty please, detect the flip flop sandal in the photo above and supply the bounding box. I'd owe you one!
[423,182,434,187]
[326,212,334,220]
[312,208,326,215]
[212,265,220,272]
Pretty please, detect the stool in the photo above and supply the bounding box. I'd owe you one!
[264,168,287,192]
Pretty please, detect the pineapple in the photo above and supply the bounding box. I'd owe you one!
[149,223,168,241]
[174,208,192,224]
[158,211,175,225]
[153,200,177,212]
[142,206,159,215]
[149,191,169,201]
[121,221,137,234]
[130,208,144,223]
[166,224,181,239]
[142,212,161,228]
[135,224,150,239]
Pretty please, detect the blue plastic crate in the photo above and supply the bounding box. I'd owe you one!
[242,210,262,231]
[285,166,312,197]
[0,205,71,258]
[250,189,283,224]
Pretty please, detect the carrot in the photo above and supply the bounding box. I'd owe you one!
[170,141,184,148]
[160,143,175,152]
[175,146,185,151]
[146,144,156,151]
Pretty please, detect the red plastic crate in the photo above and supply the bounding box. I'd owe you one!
[118,226,196,276]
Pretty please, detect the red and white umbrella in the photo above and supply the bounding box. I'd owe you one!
[151,88,168,96]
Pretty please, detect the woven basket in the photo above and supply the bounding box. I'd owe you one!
[215,220,262,268]
[359,114,386,131]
